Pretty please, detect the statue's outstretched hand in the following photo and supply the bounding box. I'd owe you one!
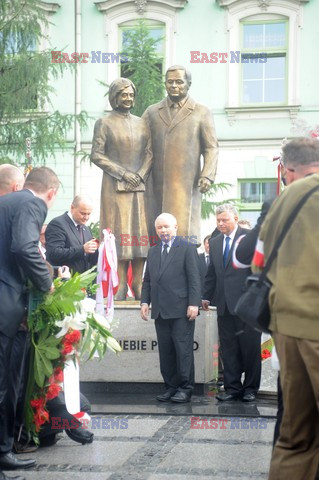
[198,177,212,193]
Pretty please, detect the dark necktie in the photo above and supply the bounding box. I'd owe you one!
[206,255,209,266]
[223,236,230,267]
[161,243,169,268]
[77,224,84,244]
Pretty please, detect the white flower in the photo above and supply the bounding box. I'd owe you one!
[93,312,110,329]
[106,336,122,353]
[79,297,96,315]
[55,312,87,338]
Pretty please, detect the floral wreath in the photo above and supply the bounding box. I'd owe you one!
[24,268,121,441]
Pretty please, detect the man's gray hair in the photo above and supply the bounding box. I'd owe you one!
[282,137,319,168]
[155,212,177,227]
[216,203,239,217]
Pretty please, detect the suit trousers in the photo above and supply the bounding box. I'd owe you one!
[217,313,261,396]
[0,331,28,454]
[155,315,195,393]
[268,333,319,480]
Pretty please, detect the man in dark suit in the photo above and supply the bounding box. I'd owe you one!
[0,167,59,479]
[198,235,211,294]
[45,195,98,274]
[202,204,261,402]
[140,213,201,403]
[232,201,272,268]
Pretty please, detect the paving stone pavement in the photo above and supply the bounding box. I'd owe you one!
[12,414,275,480]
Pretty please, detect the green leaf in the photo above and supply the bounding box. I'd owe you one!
[38,346,60,360]
[34,349,45,387]
[43,336,62,347]
[87,334,100,361]
[37,350,53,377]
[80,327,92,358]
[37,326,50,345]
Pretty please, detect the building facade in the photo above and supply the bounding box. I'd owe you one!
[41,0,317,236]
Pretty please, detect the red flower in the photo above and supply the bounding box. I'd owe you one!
[65,330,81,344]
[261,348,271,359]
[61,342,73,355]
[53,367,64,383]
[31,397,45,409]
[34,408,49,432]
[46,383,62,401]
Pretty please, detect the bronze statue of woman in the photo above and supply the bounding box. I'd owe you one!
[91,78,152,300]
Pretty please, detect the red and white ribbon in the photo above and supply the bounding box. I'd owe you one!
[252,238,265,269]
[96,228,119,319]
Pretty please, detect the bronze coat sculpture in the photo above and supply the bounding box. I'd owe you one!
[143,66,219,240]
[91,78,152,300]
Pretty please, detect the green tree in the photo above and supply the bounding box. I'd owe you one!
[120,20,164,117]
[201,183,240,219]
[0,0,87,165]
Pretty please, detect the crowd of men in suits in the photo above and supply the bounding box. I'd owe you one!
[1,62,318,480]
[0,166,98,480]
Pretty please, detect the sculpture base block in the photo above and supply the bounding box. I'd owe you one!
[80,305,218,387]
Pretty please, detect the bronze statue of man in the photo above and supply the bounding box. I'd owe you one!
[91,78,152,300]
[143,65,219,240]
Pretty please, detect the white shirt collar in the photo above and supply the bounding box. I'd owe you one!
[224,225,238,242]
[67,211,79,228]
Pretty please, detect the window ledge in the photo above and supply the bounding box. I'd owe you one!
[224,105,301,125]
[217,0,309,8]
[95,0,187,15]
[38,2,61,14]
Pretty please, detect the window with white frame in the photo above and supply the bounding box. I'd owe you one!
[239,179,277,224]
[94,0,183,86]
[218,0,303,118]
[119,20,165,78]
[241,20,288,105]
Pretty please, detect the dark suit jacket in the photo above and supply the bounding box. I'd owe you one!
[234,200,273,265]
[141,238,201,319]
[0,190,52,338]
[198,252,209,293]
[45,212,98,274]
[203,226,251,316]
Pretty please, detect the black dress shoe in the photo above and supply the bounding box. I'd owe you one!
[170,391,191,403]
[0,470,25,480]
[242,393,256,402]
[216,392,238,402]
[0,452,35,470]
[156,390,176,402]
[65,428,94,445]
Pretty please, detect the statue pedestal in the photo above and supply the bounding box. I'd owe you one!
[80,304,218,389]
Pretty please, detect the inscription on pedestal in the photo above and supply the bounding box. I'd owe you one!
[80,306,218,384]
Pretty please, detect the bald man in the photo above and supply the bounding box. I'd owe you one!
[45,195,98,274]
[0,164,25,195]
[141,213,201,403]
